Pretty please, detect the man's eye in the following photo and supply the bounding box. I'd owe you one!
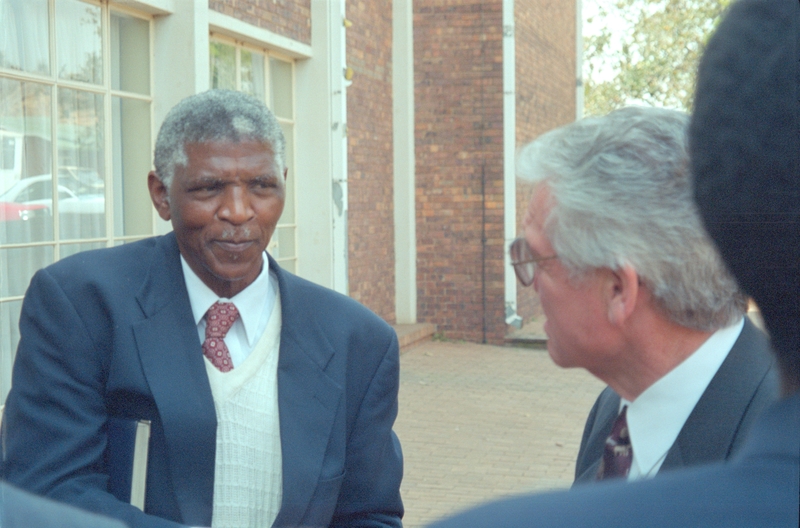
[252,179,276,190]
[192,183,222,193]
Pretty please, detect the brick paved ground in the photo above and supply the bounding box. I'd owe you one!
[395,340,606,527]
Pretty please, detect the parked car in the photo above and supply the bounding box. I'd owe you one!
[0,171,105,241]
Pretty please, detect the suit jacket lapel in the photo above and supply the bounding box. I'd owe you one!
[131,233,217,526]
[663,319,775,470]
[574,388,620,483]
[270,258,344,527]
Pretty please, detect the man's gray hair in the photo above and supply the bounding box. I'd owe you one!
[153,89,286,188]
[517,106,747,331]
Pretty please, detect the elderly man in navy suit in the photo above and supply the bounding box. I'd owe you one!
[429,0,799,526]
[1,90,403,527]
[510,104,778,486]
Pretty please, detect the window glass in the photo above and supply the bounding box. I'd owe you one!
[58,87,105,240]
[269,58,293,119]
[210,41,236,90]
[56,0,103,85]
[0,246,54,298]
[0,299,22,399]
[0,1,153,403]
[112,96,151,236]
[0,0,50,75]
[240,49,265,100]
[0,79,53,244]
[111,11,149,94]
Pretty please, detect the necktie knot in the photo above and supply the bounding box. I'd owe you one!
[203,302,240,372]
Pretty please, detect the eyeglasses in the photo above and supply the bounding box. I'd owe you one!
[510,237,558,286]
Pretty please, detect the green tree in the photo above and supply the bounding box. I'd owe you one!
[583,0,732,116]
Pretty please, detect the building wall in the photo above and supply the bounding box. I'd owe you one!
[208,0,311,44]
[346,1,397,322]
[415,0,506,344]
[514,0,577,322]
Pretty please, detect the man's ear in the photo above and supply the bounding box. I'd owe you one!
[606,264,640,325]
[148,171,171,221]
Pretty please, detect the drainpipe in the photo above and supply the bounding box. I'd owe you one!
[503,0,522,329]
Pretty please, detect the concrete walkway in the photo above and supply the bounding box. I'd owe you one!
[395,339,605,527]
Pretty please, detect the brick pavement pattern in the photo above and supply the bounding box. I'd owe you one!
[395,340,606,527]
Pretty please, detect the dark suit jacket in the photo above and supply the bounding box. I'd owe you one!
[0,233,403,528]
[0,481,128,528]
[428,392,800,527]
[574,318,779,483]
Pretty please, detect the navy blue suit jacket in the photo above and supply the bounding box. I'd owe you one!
[574,318,779,482]
[1,233,403,528]
[429,393,800,527]
[0,481,127,528]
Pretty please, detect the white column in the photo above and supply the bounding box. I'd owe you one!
[295,0,348,293]
[503,0,522,328]
[393,0,417,324]
[151,0,209,235]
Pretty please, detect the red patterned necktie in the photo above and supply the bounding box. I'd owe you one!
[597,405,633,480]
[202,301,239,373]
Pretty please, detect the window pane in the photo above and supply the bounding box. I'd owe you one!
[111,12,149,94]
[210,41,236,90]
[57,88,105,239]
[112,97,151,236]
[0,245,54,298]
[240,49,265,100]
[0,299,23,402]
[0,0,50,75]
[269,58,293,119]
[278,121,294,225]
[0,79,54,244]
[56,0,103,84]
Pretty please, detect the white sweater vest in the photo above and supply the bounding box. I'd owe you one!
[204,294,283,528]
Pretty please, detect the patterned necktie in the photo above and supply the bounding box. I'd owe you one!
[597,405,633,480]
[203,301,239,373]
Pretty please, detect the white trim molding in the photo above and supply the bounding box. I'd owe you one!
[208,11,313,59]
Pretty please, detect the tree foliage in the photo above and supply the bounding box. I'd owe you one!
[583,0,731,116]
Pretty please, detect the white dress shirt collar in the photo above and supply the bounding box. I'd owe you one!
[622,317,745,480]
[180,253,275,348]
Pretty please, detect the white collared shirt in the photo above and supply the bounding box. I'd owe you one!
[181,253,278,368]
[623,318,745,480]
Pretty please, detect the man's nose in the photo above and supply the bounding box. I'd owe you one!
[218,186,254,223]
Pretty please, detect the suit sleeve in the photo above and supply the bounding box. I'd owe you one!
[1,268,186,528]
[330,329,404,528]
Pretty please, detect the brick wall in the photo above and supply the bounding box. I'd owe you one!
[208,0,311,44]
[514,0,577,322]
[415,0,506,344]
[346,1,396,322]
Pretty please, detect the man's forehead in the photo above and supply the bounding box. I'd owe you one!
[183,139,275,152]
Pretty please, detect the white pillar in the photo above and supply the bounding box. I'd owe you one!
[393,0,417,324]
[295,0,348,293]
[152,0,209,235]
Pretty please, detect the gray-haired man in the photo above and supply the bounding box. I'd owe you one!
[511,106,777,483]
[2,90,403,528]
